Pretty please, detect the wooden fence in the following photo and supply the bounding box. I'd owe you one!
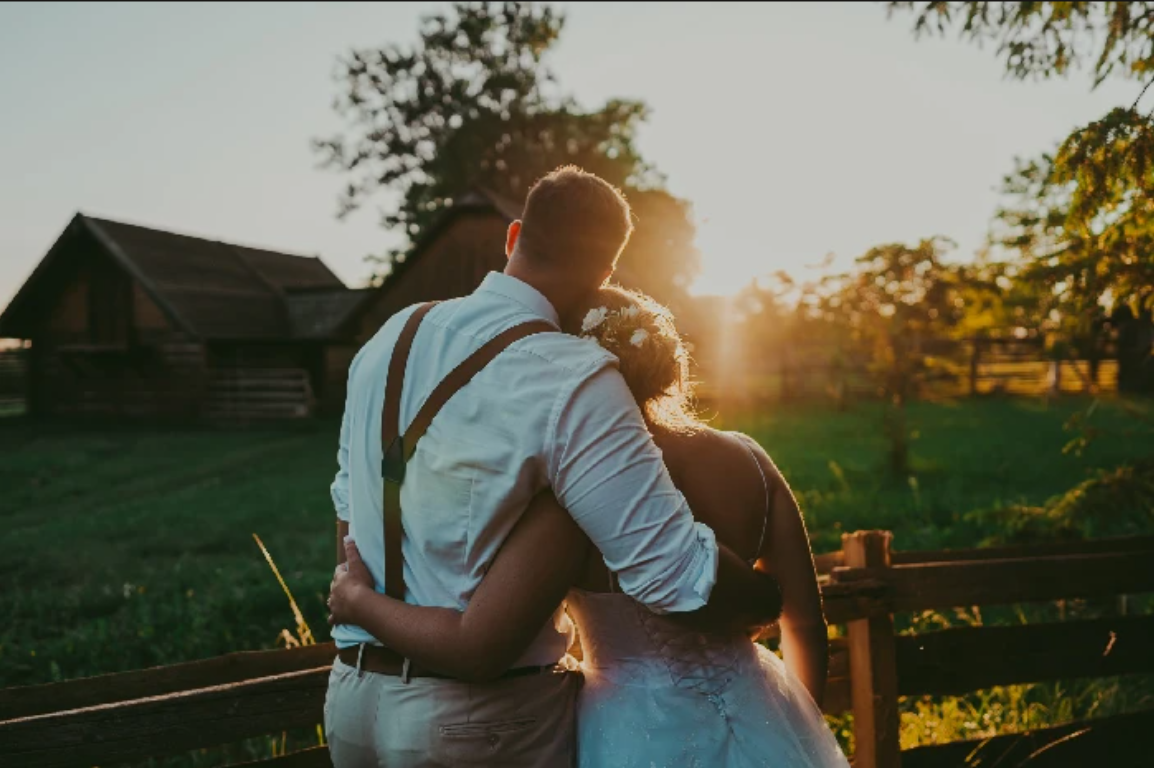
[1,532,1151,767]
[698,336,1119,404]
[205,367,315,422]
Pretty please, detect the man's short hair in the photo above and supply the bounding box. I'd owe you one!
[517,166,634,273]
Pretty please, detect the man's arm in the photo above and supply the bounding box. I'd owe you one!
[669,545,783,635]
[331,390,352,566]
[328,491,589,682]
[550,364,781,627]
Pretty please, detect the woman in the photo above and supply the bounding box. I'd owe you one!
[328,286,849,768]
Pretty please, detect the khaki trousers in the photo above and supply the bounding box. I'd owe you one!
[324,655,579,768]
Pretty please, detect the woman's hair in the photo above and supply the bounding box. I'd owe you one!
[564,284,702,433]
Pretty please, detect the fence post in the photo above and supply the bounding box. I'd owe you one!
[844,530,900,768]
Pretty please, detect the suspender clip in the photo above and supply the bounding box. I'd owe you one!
[382,437,406,485]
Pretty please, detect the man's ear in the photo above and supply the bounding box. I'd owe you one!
[506,221,522,260]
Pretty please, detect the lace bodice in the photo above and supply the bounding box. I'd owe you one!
[567,589,753,696]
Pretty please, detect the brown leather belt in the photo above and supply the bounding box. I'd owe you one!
[336,644,555,681]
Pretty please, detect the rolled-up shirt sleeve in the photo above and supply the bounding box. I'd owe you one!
[547,364,719,614]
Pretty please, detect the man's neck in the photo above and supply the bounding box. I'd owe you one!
[503,261,581,323]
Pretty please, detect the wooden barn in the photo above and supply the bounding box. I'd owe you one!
[0,190,677,422]
[0,214,368,420]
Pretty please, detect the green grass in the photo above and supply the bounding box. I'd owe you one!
[0,420,338,687]
[0,398,1151,763]
[717,397,1154,553]
[3,397,1150,689]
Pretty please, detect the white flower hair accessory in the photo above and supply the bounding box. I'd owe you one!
[582,307,609,333]
[581,303,652,353]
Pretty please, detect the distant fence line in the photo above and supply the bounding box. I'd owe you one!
[696,336,1118,405]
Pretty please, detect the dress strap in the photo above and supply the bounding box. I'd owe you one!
[735,433,771,565]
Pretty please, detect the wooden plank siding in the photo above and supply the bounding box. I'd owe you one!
[133,280,171,339]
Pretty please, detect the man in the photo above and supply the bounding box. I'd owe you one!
[326,166,781,767]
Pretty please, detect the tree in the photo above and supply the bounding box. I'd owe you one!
[819,238,969,474]
[889,2,1154,390]
[889,2,1154,86]
[992,154,1133,386]
[315,2,698,298]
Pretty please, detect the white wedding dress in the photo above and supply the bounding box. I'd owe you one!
[566,589,850,768]
[565,434,850,768]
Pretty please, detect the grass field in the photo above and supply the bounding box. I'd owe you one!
[1,397,1152,763]
[3,396,1151,689]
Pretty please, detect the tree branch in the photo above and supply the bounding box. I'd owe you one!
[1131,74,1154,113]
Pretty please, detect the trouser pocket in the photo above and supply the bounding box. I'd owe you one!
[437,717,543,764]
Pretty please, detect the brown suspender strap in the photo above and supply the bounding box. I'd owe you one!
[401,320,556,458]
[381,307,555,601]
[381,302,437,600]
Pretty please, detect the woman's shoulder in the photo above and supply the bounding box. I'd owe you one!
[654,426,763,466]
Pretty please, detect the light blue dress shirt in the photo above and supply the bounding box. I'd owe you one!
[331,272,719,666]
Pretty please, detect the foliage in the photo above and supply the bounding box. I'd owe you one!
[889,2,1154,85]
[974,459,1154,543]
[995,135,1154,318]
[889,2,1154,356]
[950,254,1050,341]
[814,238,970,472]
[315,1,699,297]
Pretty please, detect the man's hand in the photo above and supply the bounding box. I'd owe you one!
[741,569,785,636]
[327,539,375,626]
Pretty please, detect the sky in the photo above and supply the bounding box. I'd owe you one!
[0,2,1139,308]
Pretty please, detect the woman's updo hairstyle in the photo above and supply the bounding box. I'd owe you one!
[565,285,701,433]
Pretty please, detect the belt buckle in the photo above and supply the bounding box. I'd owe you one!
[401,657,413,684]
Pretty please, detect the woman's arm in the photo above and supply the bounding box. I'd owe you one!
[739,436,829,706]
[328,491,589,683]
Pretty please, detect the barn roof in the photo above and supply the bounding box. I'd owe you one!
[286,287,373,339]
[0,214,362,341]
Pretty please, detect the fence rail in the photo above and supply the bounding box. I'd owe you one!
[1,531,1151,768]
[697,336,1120,403]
